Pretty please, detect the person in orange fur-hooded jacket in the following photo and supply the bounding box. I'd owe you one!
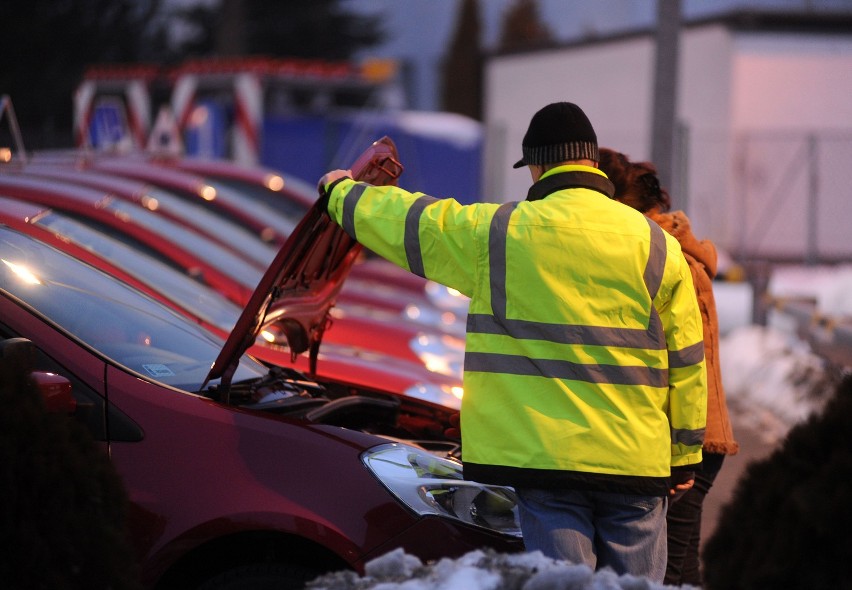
[598,148,739,587]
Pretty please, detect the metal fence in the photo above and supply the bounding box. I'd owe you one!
[683,129,852,266]
[680,129,852,363]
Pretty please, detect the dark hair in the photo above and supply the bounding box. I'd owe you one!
[598,148,671,213]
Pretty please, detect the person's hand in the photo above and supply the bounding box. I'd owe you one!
[444,412,461,440]
[317,169,352,193]
[316,169,352,213]
[669,471,695,503]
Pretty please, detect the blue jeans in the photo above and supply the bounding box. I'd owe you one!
[516,487,668,582]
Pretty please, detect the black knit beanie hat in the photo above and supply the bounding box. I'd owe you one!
[512,102,599,168]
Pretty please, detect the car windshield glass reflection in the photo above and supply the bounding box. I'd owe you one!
[104,199,263,289]
[210,181,298,237]
[209,176,310,221]
[143,186,277,268]
[0,226,266,391]
[33,212,242,330]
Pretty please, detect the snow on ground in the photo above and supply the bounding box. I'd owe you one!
[308,267,851,590]
[720,321,834,443]
[307,547,690,590]
[718,266,852,443]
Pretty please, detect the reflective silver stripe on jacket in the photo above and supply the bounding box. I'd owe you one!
[669,341,705,368]
[404,195,439,278]
[488,202,518,318]
[644,221,667,300]
[673,427,706,446]
[342,183,369,240]
[464,351,669,387]
[466,312,668,350]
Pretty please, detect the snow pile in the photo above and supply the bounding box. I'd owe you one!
[719,323,835,441]
[307,547,692,590]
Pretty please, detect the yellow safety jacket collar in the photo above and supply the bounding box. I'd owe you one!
[526,170,615,201]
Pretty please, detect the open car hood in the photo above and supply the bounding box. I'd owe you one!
[203,137,404,394]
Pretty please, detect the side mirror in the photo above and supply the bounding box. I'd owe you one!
[32,371,76,415]
[1,337,76,415]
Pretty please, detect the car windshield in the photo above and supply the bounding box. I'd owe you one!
[103,198,264,290]
[209,181,298,238]
[32,211,242,330]
[142,185,277,268]
[0,225,266,392]
[206,175,311,221]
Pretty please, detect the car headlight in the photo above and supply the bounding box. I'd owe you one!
[362,443,521,538]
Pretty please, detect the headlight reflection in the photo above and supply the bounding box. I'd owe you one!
[409,333,464,379]
[404,383,463,410]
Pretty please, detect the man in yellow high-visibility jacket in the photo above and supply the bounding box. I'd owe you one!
[318,102,707,582]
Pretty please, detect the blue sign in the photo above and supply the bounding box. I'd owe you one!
[184,100,227,158]
[89,98,130,149]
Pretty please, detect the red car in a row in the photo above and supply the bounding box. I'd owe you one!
[0,194,463,409]
[0,197,522,588]
[0,172,465,387]
[25,149,470,337]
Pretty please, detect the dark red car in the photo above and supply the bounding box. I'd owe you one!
[0,200,522,588]
[0,195,464,410]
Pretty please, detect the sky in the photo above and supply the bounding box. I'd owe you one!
[306,264,851,589]
[343,0,850,110]
[344,0,655,110]
[163,0,852,113]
